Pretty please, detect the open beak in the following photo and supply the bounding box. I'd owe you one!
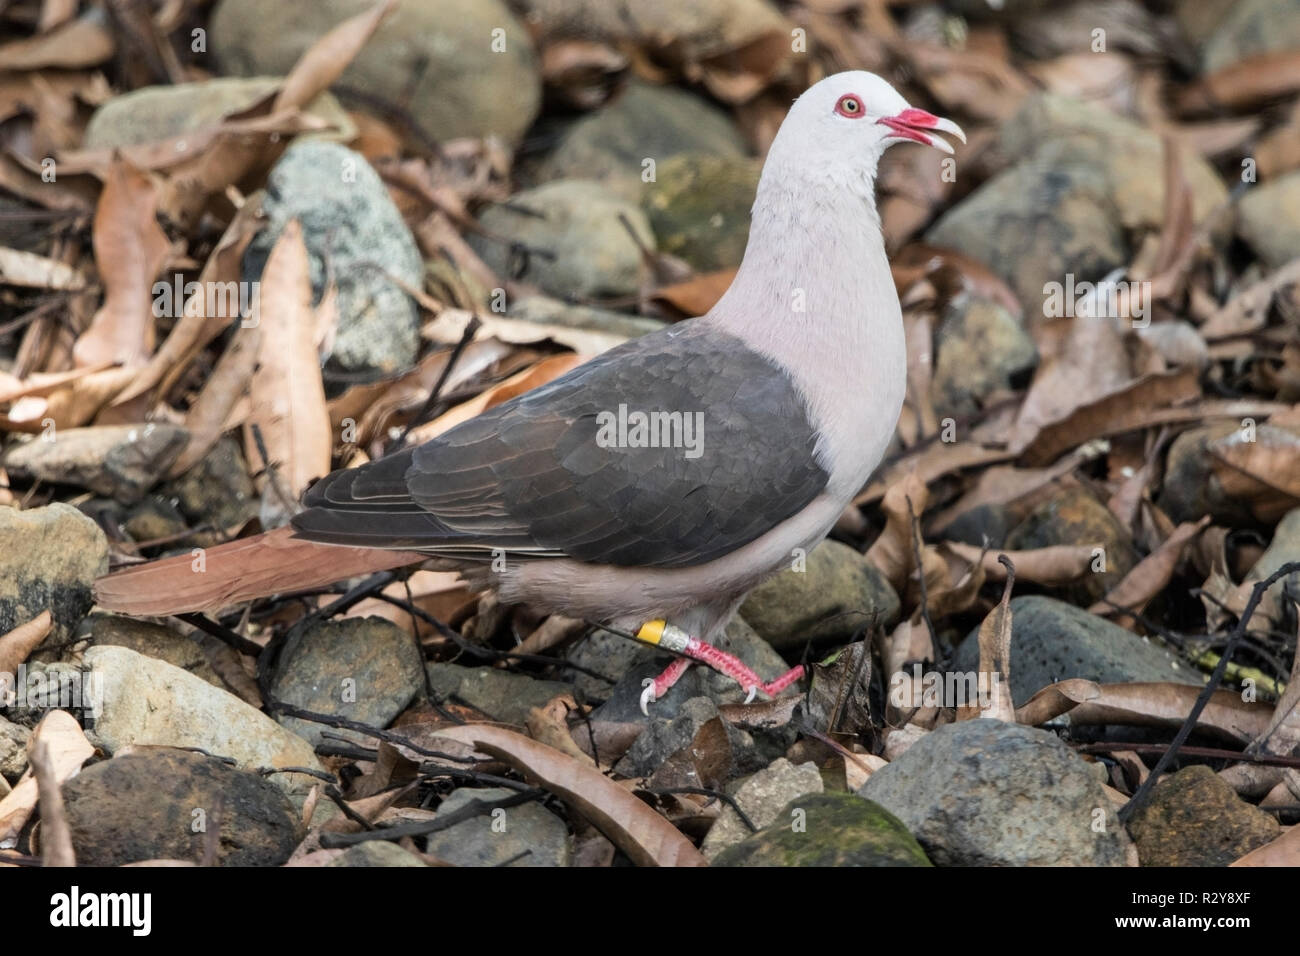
[877,108,966,154]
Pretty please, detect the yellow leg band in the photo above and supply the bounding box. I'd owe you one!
[637,620,667,645]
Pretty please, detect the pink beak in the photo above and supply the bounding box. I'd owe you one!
[877,108,966,154]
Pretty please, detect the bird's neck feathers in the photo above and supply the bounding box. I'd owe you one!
[705,140,907,500]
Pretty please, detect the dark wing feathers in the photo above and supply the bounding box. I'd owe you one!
[291,322,829,568]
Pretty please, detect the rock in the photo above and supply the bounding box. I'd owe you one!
[243,141,423,382]
[0,503,106,647]
[1200,0,1300,72]
[534,82,748,193]
[927,93,1228,312]
[271,617,425,747]
[122,497,188,547]
[423,786,571,867]
[1158,422,1283,525]
[701,758,824,860]
[426,663,571,725]
[614,696,757,779]
[325,841,428,866]
[1003,486,1137,604]
[83,77,354,148]
[0,717,30,779]
[508,294,666,340]
[952,596,1194,706]
[583,616,793,721]
[83,645,324,793]
[86,615,223,689]
[4,424,188,502]
[1174,0,1242,51]
[469,179,654,300]
[931,295,1037,419]
[740,540,900,651]
[1128,765,1280,866]
[161,436,258,542]
[210,0,540,146]
[643,154,760,272]
[62,748,303,866]
[859,719,1133,865]
[1238,172,1300,269]
[713,792,931,866]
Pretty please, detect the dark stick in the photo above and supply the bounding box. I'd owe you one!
[396,315,482,446]
[176,612,265,657]
[319,789,543,848]
[639,786,759,833]
[1119,560,1300,822]
[1076,741,1300,769]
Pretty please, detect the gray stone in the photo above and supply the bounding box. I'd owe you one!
[244,141,423,382]
[1238,171,1300,269]
[87,615,223,689]
[161,435,258,542]
[83,645,324,794]
[271,616,425,747]
[932,295,1037,419]
[1200,0,1300,72]
[952,596,1195,706]
[469,179,655,300]
[614,696,757,779]
[325,841,428,866]
[740,540,900,651]
[0,717,30,779]
[4,424,188,502]
[426,662,571,725]
[713,791,931,867]
[63,747,303,866]
[928,94,1228,314]
[534,82,748,192]
[210,0,540,146]
[701,758,824,860]
[1128,765,1280,866]
[858,719,1132,865]
[643,154,760,272]
[424,786,570,867]
[0,503,106,648]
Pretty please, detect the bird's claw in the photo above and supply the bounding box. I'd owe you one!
[640,678,657,717]
[744,685,758,704]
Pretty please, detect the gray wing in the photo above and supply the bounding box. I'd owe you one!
[292,321,829,569]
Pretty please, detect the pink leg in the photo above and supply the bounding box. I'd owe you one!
[636,620,805,714]
[639,657,694,715]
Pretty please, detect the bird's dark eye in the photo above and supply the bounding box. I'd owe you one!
[835,94,865,118]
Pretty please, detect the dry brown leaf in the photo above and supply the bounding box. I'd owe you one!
[423,308,628,356]
[72,157,172,369]
[1231,824,1300,866]
[958,571,1015,722]
[433,723,707,867]
[1178,49,1300,114]
[865,471,927,592]
[1016,679,1271,744]
[0,710,93,849]
[167,319,260,479]
[1017,368,1202,466]
[0,611,52,676]
[273,0,398,114]
[408,352,589,444]
[114,196,265,406]
[942,541,1093,586]
[1090,517,1210,619]
[855,441,1013,507]
[650,269,737,317]
[0,15,113,70]
[246,220,331,499]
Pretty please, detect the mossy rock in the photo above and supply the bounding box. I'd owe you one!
[713,792,931,867]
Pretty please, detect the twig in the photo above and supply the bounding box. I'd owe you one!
[638,786,758,833]
[396,314,482,445]
[1119,561,1300,822]
[31,740,75,867]
[318,789,543,848]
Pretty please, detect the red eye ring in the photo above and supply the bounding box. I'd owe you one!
[835,94,865,119]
